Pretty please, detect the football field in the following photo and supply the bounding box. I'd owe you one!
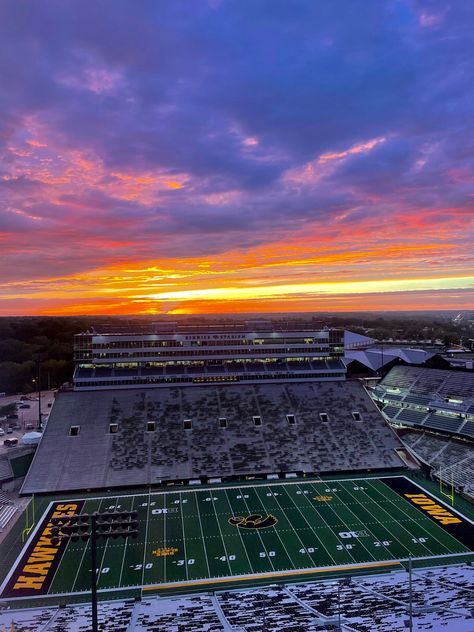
[2,476,473,600]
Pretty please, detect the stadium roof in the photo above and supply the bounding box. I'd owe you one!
[345,347,437,371]
[344,330,377,349]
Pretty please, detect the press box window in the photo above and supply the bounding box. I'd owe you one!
[146,421,156,432]
[219,417,227,429]
[69,425,80,437]
[352,412,362,422]
[286,414,296,425]
[319,413,329,423]
[109,423,118,434]
[183,419,192,430]
[253,416,262,427]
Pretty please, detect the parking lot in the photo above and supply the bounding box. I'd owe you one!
[0,391,55,454]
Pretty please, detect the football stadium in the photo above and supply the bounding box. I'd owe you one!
[1,321,473,631]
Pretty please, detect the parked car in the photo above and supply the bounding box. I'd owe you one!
[4,438,18,447]
[19,404,30,409]
[7,414,18,420]
[6,427,13,434]
[0,428,4,437]
[26,423,34,430]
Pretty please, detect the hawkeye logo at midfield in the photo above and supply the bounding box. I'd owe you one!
[229,514,278,529]
[404,494,461,525]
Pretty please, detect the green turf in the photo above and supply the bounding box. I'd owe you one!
[2,475,473,602]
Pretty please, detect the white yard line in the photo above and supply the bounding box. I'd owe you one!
[281,485,339,566]
[96,497,120,588]
[238,487,276,572]
[179,492,189,581]
[222,488,256,574]
[55,474,407,503]
[253,486,297,570]
[72,498,105,593]
[269,484,328,568]
[141,488,152,588]
[332,480,395,560]
[194,491,211,578]
[118,495,136,588]
[367,479,464,555]
[350,480,434,558]
[163,493,167,584]
[6,551,474,602]
[297,482,359,565]
[307,480,379,562]
[210,493,233,577]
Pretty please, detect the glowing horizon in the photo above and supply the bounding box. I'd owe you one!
[1,2,473,316]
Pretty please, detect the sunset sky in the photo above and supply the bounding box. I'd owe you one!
[1,0,473,316]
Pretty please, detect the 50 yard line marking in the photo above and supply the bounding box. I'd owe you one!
[254,487,296,571]
[239,487,276,572]
[266,485,324,569]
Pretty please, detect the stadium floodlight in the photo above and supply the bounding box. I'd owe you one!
[49,510,138,632]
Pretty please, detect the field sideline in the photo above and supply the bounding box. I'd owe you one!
[1,475,473,601]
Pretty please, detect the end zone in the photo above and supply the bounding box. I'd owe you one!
[0,501,84,599]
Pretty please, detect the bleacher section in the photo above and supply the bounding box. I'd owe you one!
[22,381,404,494]
[0,458,13,482]
[401,429,474,497]
[373,366,474,439]
[1,565,473,631]
[74,358,347,388]
[0,491,16,532]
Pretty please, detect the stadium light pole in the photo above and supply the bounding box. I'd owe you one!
[408,554,413,632]
[32,352,46,430]
[51,510,138,632]
[259,591,268,631]
[337,577,351,630]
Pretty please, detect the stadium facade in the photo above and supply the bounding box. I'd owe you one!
[21,322,408,494]
[73,321,346,390]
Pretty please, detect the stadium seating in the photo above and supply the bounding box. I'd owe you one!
[374,366,474,440]
[395,409,428,425]
[0,490,17,531]
[135,595,224,631]
[22,381,404,493]
[424,413,463,434]
[0,458,13,482]
[1,565,474,631]
[401,429,474,497]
